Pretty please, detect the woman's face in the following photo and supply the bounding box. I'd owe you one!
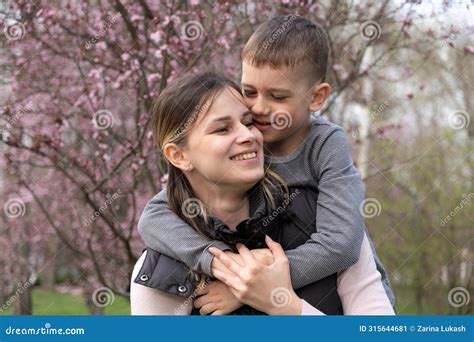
[183,86,264,189]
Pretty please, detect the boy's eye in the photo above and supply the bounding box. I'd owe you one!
[243,90,256,97]
[271,94,287,101]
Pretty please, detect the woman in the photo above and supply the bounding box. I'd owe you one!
[130,71,394,315]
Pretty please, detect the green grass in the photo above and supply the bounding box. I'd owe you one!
[1,288,130,315]
[394,285,451,315]
[2,286,451,315]
[394,286,418,315]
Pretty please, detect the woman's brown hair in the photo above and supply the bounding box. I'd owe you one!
[151,71,288,238]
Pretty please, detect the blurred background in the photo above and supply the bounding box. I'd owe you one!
[0,0,472,315]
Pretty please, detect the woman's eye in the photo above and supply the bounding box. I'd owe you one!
[214,127,228,133]
[244,121,255,127]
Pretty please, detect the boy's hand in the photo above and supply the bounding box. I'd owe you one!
[193,280,243,315]
[211,249,273,276]
[211,251,243,276]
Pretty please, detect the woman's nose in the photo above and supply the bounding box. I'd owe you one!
[236,123,256,144]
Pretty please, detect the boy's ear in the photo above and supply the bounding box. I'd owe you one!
[309,83,331,112]
[162,143,192,172]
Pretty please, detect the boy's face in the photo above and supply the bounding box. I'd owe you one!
[241,61,317,156]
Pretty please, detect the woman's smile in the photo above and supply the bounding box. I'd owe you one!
[230,150,259,163]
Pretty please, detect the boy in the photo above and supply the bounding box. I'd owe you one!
[138,15,395,313]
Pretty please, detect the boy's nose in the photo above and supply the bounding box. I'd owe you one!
[251,97,271,116]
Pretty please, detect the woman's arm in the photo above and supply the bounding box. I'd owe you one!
[335,234,394,315]
[130,251,192,315]
[300,234,394,315]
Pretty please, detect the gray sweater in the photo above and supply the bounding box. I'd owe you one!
[138,116,395,306]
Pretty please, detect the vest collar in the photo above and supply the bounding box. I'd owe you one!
[203,183,272,248]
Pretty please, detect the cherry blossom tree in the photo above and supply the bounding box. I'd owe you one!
[1,0,470,315]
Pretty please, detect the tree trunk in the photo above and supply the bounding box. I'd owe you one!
[84,288,105,315]
[42,237,59,290]
[13,286,33,315]
[356,47,374,180]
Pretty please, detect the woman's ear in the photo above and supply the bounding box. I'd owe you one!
[162,143,193,172]
[309,82,331,112]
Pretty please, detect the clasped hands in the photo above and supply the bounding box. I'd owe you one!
[193,235,302,315]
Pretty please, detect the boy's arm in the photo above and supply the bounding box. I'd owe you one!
[138,190,232,276]
[286,128,365,289]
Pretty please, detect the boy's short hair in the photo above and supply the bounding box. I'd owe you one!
[242,15,329,85]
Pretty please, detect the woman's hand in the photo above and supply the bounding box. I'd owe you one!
[202,249,273,315]
[250,248,274,265]
[209,235,303,315]
[193,280,243,315]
